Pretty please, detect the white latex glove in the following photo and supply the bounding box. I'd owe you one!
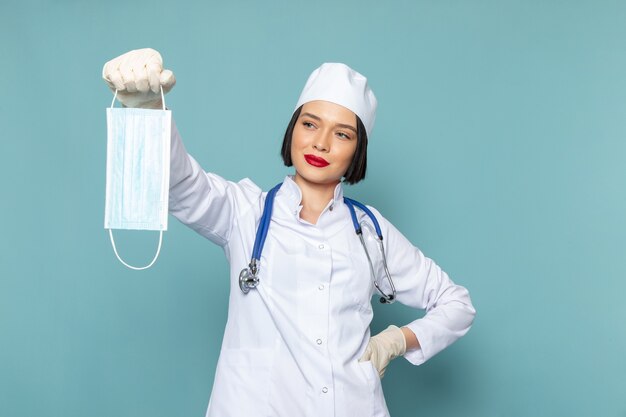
[102,48,176,108]
[359,325,407,379]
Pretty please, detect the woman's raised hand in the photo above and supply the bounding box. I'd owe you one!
[102,48,176,109]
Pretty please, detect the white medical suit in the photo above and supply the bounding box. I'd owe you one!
[167,121,476,417]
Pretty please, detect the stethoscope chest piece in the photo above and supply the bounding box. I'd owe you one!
[239,261,259,294]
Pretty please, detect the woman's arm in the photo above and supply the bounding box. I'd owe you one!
[168,120,261,246]
[373,207,476,365]
[401,326,421,351]
[103,49,261,247]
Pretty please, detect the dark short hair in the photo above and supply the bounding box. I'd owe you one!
[280,105,368,184]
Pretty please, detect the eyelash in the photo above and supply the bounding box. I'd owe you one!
[301,121,352,140]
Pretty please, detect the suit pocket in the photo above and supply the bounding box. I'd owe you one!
[207,348,274,417]
[357,361,390,417]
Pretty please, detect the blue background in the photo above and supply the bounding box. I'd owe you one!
[1,1,625,416]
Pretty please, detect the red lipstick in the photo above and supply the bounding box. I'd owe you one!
[304,154,329,167]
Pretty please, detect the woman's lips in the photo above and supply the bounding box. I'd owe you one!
[304,154,329,167]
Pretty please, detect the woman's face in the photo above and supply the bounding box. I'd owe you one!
[291,100,358,188]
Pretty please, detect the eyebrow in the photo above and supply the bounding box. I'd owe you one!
[300,112,357,134]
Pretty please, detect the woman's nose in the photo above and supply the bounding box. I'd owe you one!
[313,131,331,152]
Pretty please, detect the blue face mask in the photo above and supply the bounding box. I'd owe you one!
[104,89,171,270]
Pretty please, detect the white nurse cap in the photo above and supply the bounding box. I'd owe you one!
[295,63,377,137]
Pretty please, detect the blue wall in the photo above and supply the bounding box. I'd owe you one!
[1,1,625,416]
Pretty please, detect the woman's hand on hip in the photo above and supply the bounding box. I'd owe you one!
[359,325,408,378]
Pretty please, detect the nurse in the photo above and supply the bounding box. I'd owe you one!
[103,48,476,417]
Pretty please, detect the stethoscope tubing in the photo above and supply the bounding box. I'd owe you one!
[240,182,396,303]
[249,183,282,274]
[344,197,383,238]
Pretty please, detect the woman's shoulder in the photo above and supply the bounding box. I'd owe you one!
[202,172,265,209]
[234,176,264,195]
[356,201,407,241]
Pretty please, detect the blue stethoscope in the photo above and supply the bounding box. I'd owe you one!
[239,182,397,304]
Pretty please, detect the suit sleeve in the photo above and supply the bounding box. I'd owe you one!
[370,207,476,365]
[168,119,261,247]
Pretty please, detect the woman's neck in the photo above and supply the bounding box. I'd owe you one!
[293,174,339,225]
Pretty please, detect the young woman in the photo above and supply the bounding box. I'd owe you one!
[103,48,475,417]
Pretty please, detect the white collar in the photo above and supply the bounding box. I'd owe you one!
[278,175,345,214]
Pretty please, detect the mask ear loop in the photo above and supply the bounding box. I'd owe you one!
[109,229,164,271]
[107,86,167,270]
[110,86,165,109]
[110,89,118,108]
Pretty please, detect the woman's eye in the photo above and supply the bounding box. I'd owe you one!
[336,131,352,140]
[303,121,315,129]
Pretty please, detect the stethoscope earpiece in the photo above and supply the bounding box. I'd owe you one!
[380,295,395,304]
